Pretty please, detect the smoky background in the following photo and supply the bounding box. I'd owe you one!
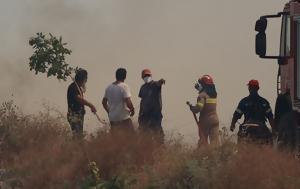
[0,0,283,144]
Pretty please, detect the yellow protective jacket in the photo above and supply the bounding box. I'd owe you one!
[196,91,219,127]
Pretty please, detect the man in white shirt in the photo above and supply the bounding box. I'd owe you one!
[102,68,135,133]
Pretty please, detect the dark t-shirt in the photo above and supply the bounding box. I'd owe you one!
[138,81,162,117]
[67,82,85,114]
[234,93,273,123]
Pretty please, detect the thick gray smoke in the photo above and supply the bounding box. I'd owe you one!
[0,0,283,143]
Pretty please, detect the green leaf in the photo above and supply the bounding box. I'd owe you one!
[28,32,74,81]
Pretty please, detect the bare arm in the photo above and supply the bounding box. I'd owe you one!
[102,97,109,114]
[125,97,135,116]
[76,95,97,113]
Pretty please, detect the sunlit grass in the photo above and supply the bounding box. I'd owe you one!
[0,101,299,189]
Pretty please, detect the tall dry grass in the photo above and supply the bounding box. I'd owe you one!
[0,101,300,189]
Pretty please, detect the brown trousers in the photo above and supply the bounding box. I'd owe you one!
[199,114,219,146]
[110,118,135,135]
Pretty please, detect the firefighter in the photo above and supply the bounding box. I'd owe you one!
[230,80,275,144]
[67,69,97,138]
[189,75,219,146]
[138,69,165,144]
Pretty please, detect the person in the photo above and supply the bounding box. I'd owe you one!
[102,68,135,134]
[230,79,275,144]
[138,69,165,144]
[67,69,97,138]
[189,75,219,146]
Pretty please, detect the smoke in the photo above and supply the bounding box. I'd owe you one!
[0,0,283,143]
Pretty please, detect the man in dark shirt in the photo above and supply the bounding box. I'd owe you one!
[230,80,274,143]
[67,69,97,138]
[138,69,165,143]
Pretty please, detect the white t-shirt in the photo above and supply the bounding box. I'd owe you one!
[104,82,132,122]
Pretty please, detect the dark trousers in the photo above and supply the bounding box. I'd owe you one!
[238,124,272,144]
[138,115,164,144]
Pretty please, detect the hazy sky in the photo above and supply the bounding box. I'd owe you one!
[0,0,285,143]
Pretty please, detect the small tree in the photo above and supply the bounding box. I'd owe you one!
[28,32,106,125]
[29,32,78,80]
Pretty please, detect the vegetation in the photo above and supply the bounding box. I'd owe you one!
[0,101,300,189]
[29,33,76,81]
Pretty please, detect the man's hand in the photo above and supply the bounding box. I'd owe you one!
[186,102,197,114]
[189,105,198,114]
[230,124,235,132]
[130,108,135,117]
[189,105,194,112]
[89,104,97,113]
[158,78,166,85]
[125,97,135,117]
[230,117,239,132]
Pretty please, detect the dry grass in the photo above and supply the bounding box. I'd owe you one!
[0,101,300,189]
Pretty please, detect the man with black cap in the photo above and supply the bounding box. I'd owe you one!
[230,80,275,144]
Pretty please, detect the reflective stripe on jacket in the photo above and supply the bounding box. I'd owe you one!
[197,91,219,126]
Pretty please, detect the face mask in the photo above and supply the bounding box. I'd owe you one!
[143,76,152,83]
[195,82,203,92]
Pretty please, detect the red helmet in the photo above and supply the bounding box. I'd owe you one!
[247,79,260,90]
[141,69,152,78]
[199,75,214,85]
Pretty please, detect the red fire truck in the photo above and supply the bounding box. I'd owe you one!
[255,0,300,150]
